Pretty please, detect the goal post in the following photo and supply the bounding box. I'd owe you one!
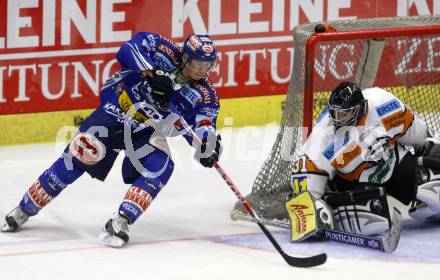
[232,15,440,223]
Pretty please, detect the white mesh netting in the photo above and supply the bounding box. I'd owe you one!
[232,15,440,222]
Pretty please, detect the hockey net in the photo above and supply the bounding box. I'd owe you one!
[232,15,440,224]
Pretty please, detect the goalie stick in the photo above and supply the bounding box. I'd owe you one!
[169,106,327,268]
[231,207,402,253]
[323,208,402,253]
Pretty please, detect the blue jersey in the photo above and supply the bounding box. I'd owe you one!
[100,32,220,139]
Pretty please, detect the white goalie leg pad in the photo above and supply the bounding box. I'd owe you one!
[315,199,336,230]
[325,187,391,236]
[410,173,440,220]
[411,141,440,219]
[415,180,440,212]
[409,201,439,220]
[333,203,391,235]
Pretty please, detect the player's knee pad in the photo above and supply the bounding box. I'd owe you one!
[19,158,85,215]
[45,157,85,189]
[39,157,84,196]
[324,186,391,236]
[122,144,174,185]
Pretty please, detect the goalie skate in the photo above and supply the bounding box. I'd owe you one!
[1,206,30,232]
[99,213,130,248]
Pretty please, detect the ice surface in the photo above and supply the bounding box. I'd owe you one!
[0,125,439,280]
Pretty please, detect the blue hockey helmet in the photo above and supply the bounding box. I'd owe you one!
[182,34,217,68]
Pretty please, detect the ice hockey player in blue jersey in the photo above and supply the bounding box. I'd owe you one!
[1,33,222,248]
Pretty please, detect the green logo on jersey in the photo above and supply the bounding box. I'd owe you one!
[368,150,394,184]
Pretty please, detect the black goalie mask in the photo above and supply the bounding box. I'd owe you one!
[328,82,367,128]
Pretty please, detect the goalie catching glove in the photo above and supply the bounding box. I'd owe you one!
[193,126,222,168]
[359,125,391,162]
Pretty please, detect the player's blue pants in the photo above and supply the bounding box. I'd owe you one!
[19,108,174,224]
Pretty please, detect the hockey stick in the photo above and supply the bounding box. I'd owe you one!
[323,208,402,252]
[232,207,402,253]
[170,110,327,268]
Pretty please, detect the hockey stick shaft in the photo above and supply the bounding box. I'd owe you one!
[171,112,326,267]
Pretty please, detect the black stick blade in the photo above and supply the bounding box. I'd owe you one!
[257,221,327,268]
[282,252,327,268]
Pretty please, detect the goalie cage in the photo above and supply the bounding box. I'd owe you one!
[231,15,440,224]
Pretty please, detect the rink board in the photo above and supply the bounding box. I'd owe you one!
[2,84,439,146]
[0,95,285,146]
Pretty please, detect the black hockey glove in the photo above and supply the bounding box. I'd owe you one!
[145,69,175,106]
[195,134,222,168]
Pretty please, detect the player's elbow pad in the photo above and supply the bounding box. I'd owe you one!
[116,43,150,72]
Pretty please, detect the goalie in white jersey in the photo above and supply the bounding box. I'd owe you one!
[288,82,440,241]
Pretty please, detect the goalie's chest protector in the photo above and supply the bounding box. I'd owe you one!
[303,88,414,183]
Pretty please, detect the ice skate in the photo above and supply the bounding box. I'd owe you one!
[99,213,130,248]
[1,206,30,232]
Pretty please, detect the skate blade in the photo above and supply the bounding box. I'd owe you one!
[1,223,16,233]
[99,231,126,248]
